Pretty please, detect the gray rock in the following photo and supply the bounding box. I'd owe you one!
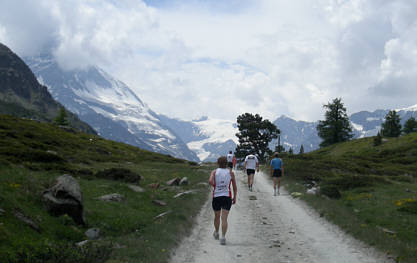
[98,193,124,202]
[152,200,167,206]
[166,177,180,186]
[76,240,89,247]
[179,177,188,186]
[14,211,41,233]
[173,190,197,198]
[127,184,145,193]
[42,174,85,225]
[0,208,5,216]
[85,228,100,240]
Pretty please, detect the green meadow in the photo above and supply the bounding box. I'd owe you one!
[280,133,417,263]
[0,114,213,263]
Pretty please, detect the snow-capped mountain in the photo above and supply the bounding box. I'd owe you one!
[24,53,199,161]
[159,115,238,162]
[274,106,417,153]
[272,116,320,153]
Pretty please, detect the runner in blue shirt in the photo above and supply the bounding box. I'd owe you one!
[270,152,284,196]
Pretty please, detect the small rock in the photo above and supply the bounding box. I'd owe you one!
[76,240,89,247]
[98,193,124,202]
[354,209,360,213]
[306,187,317,195]
[197,182,209,186]
[85,228,100,240]
[128,185,145,193]
[166,177,180,186]
[154,210,171,220]
[0,208,5,216]
[249,196,257,200]
[237,254,242,257]
[14,211,41,233]
[152,200,167,206]
[179,177,188,186]
[46,150,57,155]
[173,190,197,198]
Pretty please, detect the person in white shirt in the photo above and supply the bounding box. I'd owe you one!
[244,153,259,191]
[209,156,237,245]
[226,151,234,170]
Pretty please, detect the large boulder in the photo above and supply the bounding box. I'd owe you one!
[42,174,86,225]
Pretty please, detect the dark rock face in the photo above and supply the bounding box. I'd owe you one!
[0,43,96,134]
[42,174,86,225]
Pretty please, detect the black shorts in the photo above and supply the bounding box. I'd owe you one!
[227,162,233,168]
[246,169,255,176]
[273,169,282,177]
[212,196,232,211]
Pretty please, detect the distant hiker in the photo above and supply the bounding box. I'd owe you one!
[209,156,237,245]
[270,152,284,196]
[244,153,259,191]
[226,151,234,170]
[232,155,237,171]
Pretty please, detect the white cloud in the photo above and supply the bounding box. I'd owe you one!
[1,0,417,122]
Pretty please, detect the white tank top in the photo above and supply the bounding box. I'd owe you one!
[213,168,232,198]
[227,153,233,162]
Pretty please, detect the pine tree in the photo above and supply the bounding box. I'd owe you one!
[373,132,382,146]
[288,147,293,155]
[381,110,402,137]
[316,98,353,147]
[299,144,304,154]
[235,113,280,162]
[402,117,417,134]
[54,107,69,126]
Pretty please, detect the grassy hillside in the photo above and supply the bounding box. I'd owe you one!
[0,114,212,263]
[281,134,417,263]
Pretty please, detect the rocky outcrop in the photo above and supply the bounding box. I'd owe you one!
[42,174,86,225]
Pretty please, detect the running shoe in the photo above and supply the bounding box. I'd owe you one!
[220,237,226,245]
[213,231,219,240]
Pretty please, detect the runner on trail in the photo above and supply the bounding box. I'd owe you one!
[226,151,234,170]
[270,152,284,196]
[232,155,237,171]
[209,156,237,245]
[244,152,259,191]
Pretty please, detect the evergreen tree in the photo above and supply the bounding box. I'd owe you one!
[402,117,417,134]
[381,110,402,137]
[299,144,304,154]
[235,113,280,162]
[288,147,293,155]
[316,98,353,147]
[373,132,382,146]
[54,107,69,126]
[274,144,286,153]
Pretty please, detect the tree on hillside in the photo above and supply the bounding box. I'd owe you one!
[288,147,294,155]
[275,144,286,153]
[402,117,417,134]
[373,131,382,146]
[316,98,353,147]
[381,110,401,137]
[54,107,69,126]
[299,144,304,154]
[235,113,280,162]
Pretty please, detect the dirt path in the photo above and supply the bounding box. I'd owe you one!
[170,171,393,263]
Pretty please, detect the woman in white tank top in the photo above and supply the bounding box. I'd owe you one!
[209,156,237,245]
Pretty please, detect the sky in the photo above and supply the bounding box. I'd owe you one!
[1,0,417,122]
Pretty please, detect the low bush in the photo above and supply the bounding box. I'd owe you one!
[95,168,141,183]
[320,185,341,199]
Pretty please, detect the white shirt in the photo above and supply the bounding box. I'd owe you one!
[244,154,258,170]
[226,153,233,162]
[213,168,232,198]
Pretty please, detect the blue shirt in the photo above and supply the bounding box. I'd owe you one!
[270,158,283,170]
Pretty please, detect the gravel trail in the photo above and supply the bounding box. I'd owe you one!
[170,171,393,263]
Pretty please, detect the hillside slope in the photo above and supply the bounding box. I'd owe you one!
[0,114,211,263]
[283,134,417,262]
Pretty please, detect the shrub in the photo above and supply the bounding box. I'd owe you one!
[95,168,141,183]
[320,185,341,199]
